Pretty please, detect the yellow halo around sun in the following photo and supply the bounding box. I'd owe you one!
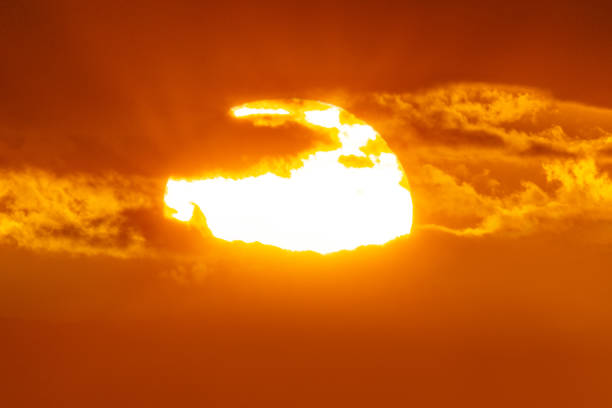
[164,100,413,254]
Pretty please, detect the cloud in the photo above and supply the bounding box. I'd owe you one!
[376,84,550,128]
[369,84,612,160]
[2,83,612,258]
[0,169,156,257]
[362,84,612,240]
[414,159,612,238]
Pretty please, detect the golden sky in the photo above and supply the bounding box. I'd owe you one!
[2,1,612,407]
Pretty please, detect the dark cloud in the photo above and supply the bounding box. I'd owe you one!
[410,125,508,148]
[517,141,578,158]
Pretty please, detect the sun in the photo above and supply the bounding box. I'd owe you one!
[164,99,413,254]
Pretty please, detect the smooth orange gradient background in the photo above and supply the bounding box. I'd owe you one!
[1,1,612,407]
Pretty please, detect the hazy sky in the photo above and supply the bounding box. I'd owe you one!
[2,1,612,407]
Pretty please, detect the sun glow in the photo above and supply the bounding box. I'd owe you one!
[164,100,413,254]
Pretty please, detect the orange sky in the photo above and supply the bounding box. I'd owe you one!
[2,1,612,407]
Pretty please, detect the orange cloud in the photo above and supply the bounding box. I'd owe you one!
[2,83,612,258]
[0,169,155,257]
[371,84,612,160]
[365,84,612,240]
[414,159,612,238]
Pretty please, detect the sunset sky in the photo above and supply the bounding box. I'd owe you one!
[2,1,612,406]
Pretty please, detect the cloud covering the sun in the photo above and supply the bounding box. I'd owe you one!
[1,83,612,258]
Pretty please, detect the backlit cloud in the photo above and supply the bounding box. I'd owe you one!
[2,83,612,258]
[0,169,155,257]
[368,84,612,239]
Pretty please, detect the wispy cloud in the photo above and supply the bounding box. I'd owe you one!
[0,169,156,257]
[2,83,612,258]
[366,84,612,239]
